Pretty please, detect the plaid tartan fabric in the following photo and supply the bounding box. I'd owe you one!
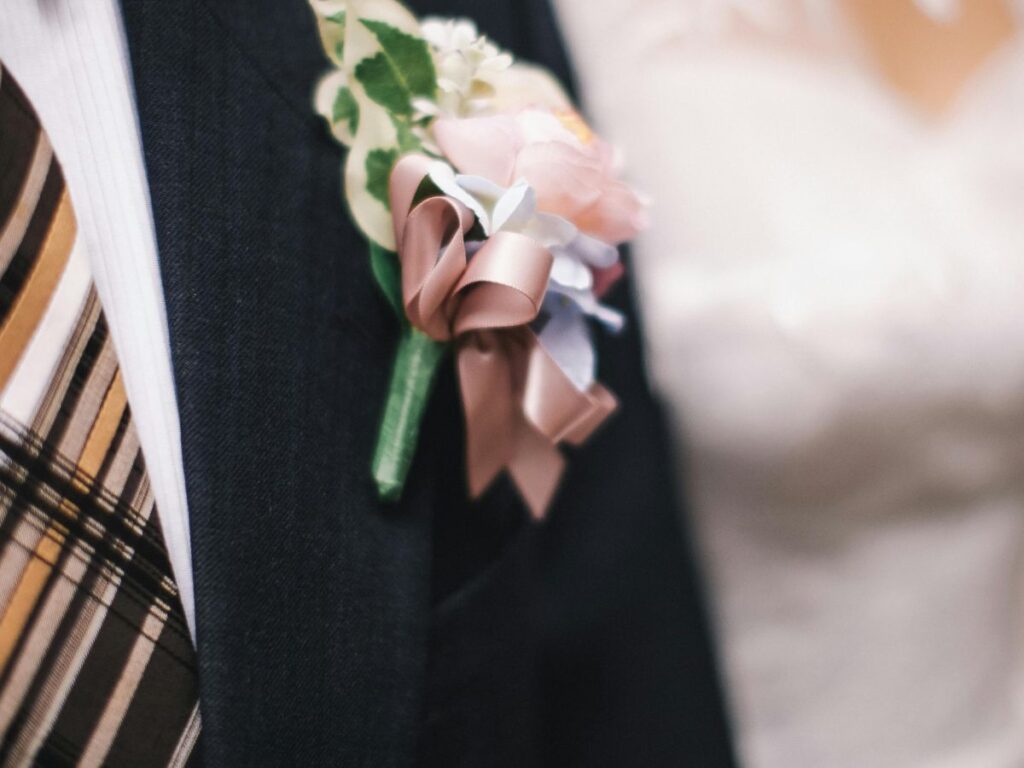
[0,65,201,766]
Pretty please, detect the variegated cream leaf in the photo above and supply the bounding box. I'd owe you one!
[310,0,428,249]
[314,69,359,144]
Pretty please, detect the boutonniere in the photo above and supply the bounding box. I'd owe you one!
[310,0,648,517]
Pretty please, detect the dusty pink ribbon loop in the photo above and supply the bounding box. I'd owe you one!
[390,153,618,517]
[400,195,475,340]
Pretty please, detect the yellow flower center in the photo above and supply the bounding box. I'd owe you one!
[555,108,595,145]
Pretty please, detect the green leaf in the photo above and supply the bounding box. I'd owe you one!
[365,147,399,206]
[354,54,411,114]
[360,20,436,97]
[326,10,346,25]
[369,241,403,318]
[332,86,359,134]
[390,115,420,153]
[353,19,436,115]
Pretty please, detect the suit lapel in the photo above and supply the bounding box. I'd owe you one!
[119,1,434,764]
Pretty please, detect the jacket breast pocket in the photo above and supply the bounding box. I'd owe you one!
[420,523,542,768]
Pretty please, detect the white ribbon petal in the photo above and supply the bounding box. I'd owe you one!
[549,251,593,291]
[567,231,619,269]
[550,285,626,332]
[454,174,506,201]
[521,212,576,248]
[491,181,536,232]
[428,163,491,231]
[537,301,595,391]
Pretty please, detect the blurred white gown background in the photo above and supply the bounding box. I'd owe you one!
[554,1,1024,766]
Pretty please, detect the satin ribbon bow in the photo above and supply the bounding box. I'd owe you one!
[389,154,617,517]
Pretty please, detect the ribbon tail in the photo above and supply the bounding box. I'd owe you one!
[459,331,618,519]
[507,428,565,520]
[562,383,617,445]
[458,331,566,518]
[521,335,619,444]
[458,334,515,498]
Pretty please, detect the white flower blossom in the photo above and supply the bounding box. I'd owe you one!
[420,17,513,116]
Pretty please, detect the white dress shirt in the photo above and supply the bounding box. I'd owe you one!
[0,1,195,639]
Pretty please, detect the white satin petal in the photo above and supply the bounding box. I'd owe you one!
[537,301,595,391]
[566,231,619,268]
[428,163,491,230]
[491,180,536,232]
[549,250,593,291]
[522,212,577,247]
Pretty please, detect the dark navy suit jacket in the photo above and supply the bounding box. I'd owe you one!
[120,0,737,764]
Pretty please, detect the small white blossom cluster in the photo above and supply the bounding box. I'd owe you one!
[419,17,513,116]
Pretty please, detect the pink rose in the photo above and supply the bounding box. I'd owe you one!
[433,108,648,245]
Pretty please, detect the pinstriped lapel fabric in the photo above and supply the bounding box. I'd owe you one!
[0,66,201,766]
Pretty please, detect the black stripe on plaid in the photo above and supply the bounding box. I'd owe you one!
[0,415,188,624]
[0,413,198,766]
[0,312,107,561]
[0,161,62,326]
[0,68,46,239]
[0,62,200,767]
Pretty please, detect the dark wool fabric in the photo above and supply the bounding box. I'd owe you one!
[120,0,738,765]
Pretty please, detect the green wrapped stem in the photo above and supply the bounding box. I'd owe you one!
[372,327,447,502]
